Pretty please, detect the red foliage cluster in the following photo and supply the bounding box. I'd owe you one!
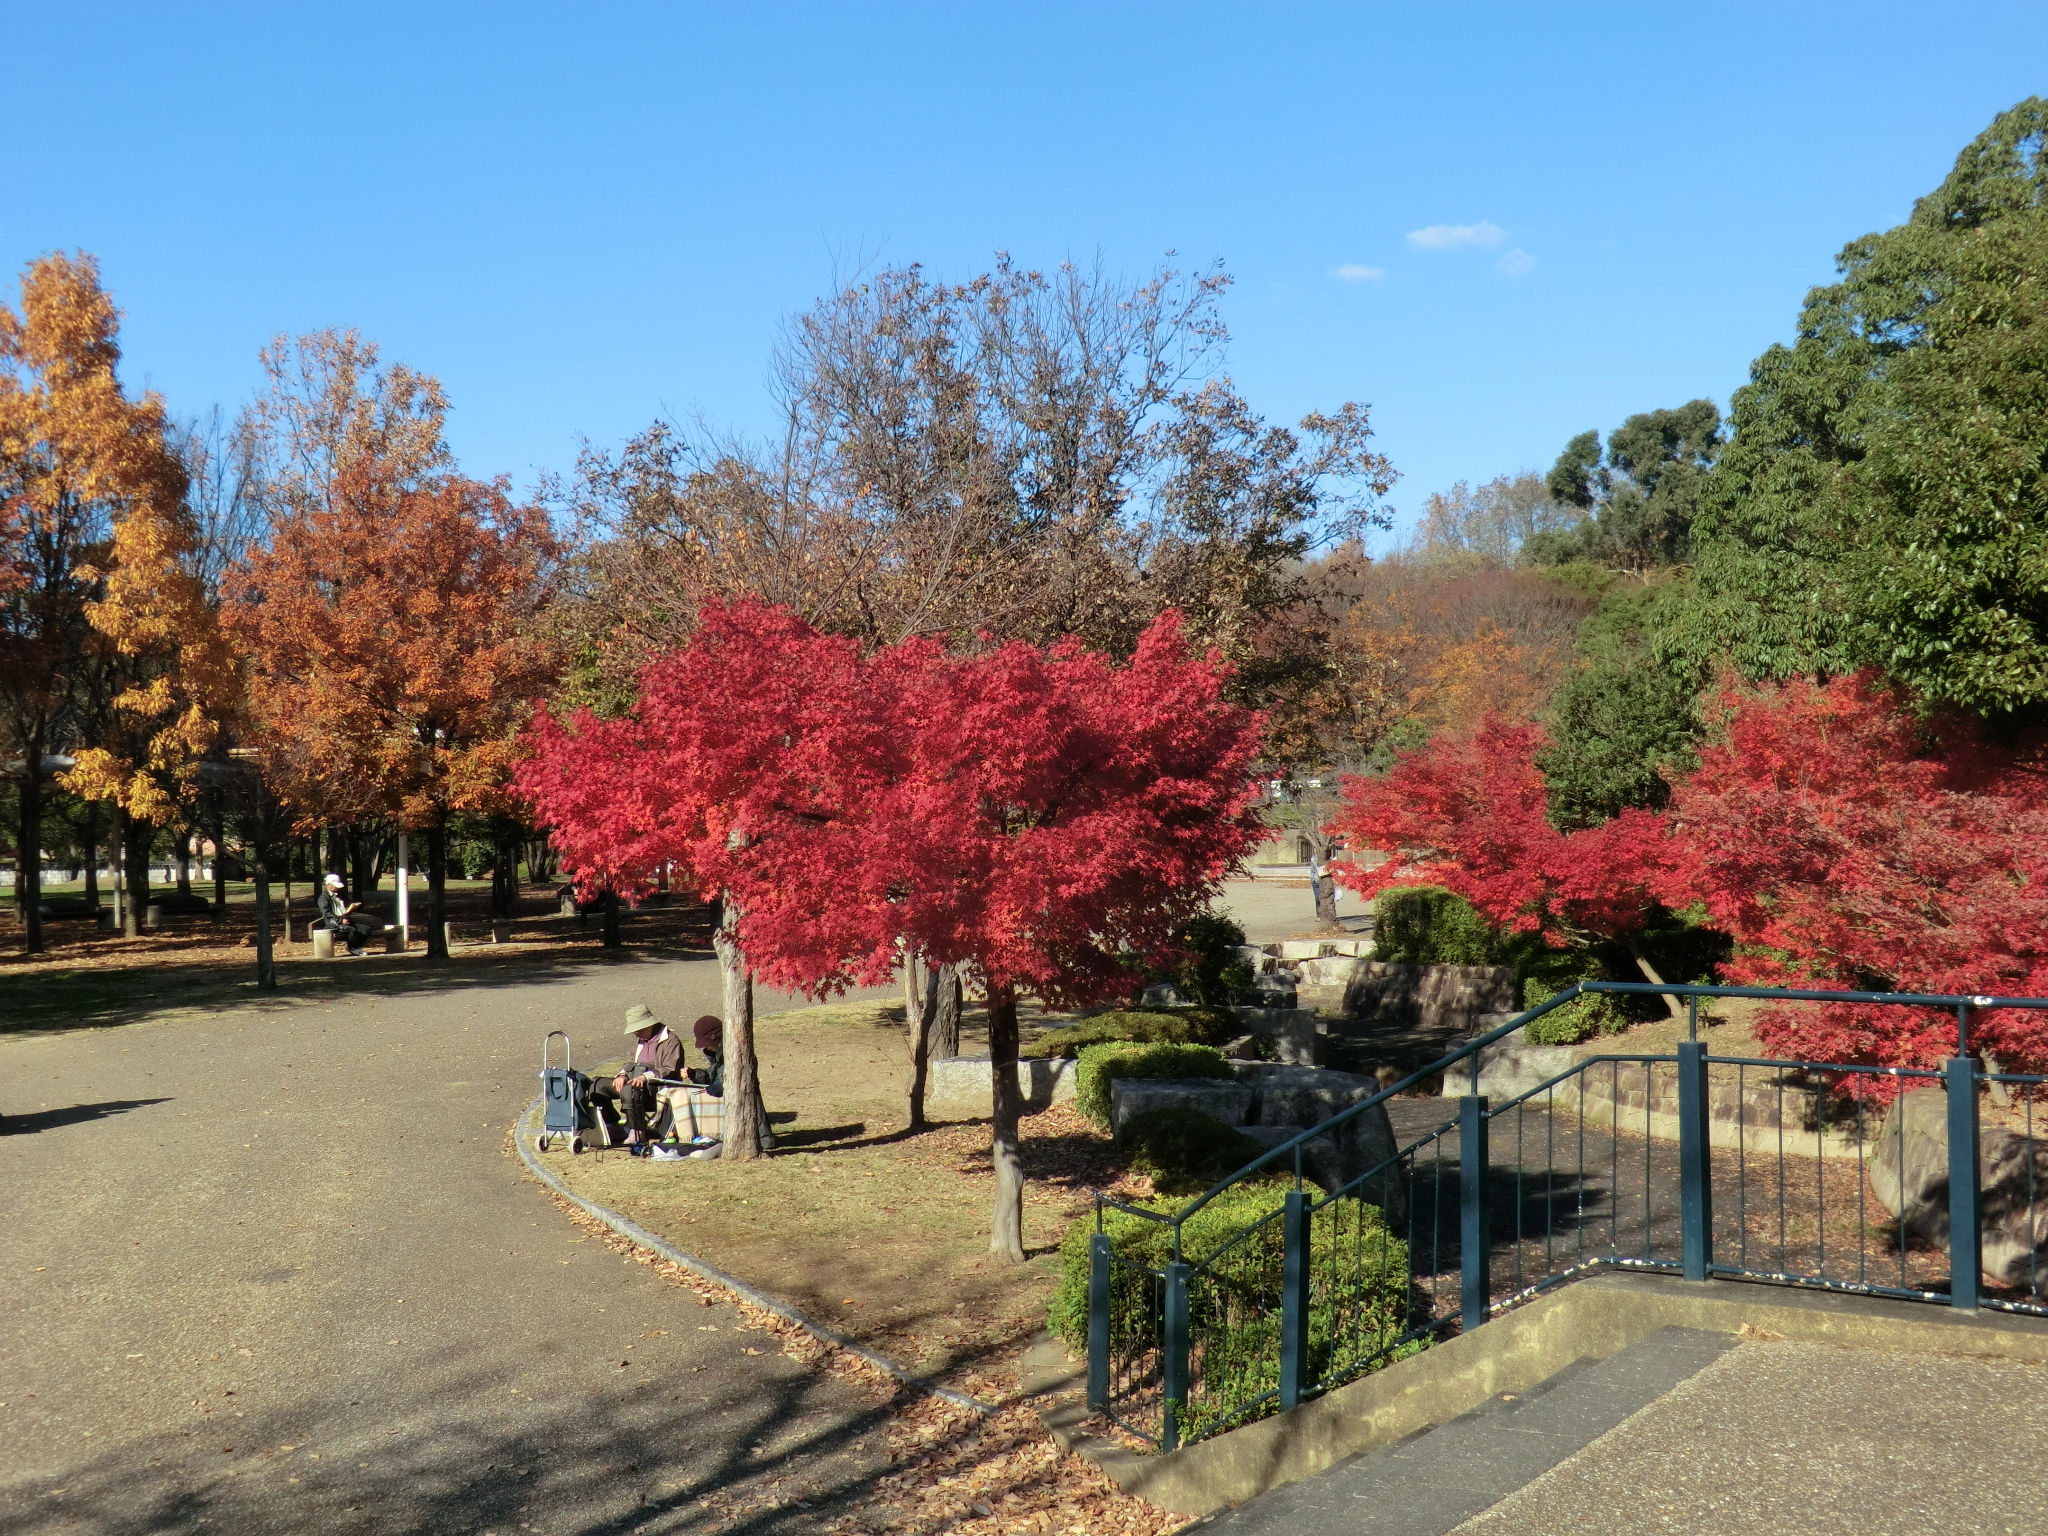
[1324,673,2048,1075]
[514,601,1267,1004]
[1663,673,2048,1073]
[1324,715,1666,945]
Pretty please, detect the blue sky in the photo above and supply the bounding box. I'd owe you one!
[6,3,2044,546]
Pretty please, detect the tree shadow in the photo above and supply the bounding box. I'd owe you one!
[0,1337,916,1536]
[0,1098,172,1134]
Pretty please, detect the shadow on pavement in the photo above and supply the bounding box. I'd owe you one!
[0,942,727,1038]
[0,1339,915,1536]
[0,1098,174,1135]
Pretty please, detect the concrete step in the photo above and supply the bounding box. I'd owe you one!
[1191,1325,1736,1535]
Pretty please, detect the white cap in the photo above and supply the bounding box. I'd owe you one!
[324,873,343,888]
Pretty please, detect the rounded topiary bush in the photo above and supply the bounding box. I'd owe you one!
[1027,1008,1236,1059]
[1372,886,1499,965]
[1118,1106,1267,1197]
[1074,1041,1234,1129]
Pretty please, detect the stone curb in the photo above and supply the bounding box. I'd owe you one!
[513,1095,995,1415]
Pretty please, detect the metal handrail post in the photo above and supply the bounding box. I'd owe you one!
[1460,1096,1491,1331]
[1162,1261,1191,1452]
[1945,1054,1982,1311]
[1278,1189,1311,1410]
[1678,1040,1713,1281]
[1086,1232,1110,1413]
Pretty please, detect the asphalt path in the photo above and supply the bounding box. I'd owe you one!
[1,947,900,1536]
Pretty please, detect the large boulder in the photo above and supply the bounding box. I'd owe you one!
[1230,1063,1407,1224]
[1869,1087,2048,1291]
[1108,1078,1254,1140]
[925,1055,1078,1117]
[1228,1005,1320,1065]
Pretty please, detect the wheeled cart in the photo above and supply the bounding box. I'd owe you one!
[535,1029,602,1153]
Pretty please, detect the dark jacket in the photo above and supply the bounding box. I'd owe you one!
[316,888,353,931]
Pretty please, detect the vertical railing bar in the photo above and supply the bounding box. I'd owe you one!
[1946,1053,1980,1311]
[1611,1059,1620,1259]
[1087,1233,1111,1413]
[1643,1059,1653,1262]
[1816,1076,1827,1280]
[1514,1102,1526,1294]
[1776,1076,1788,1275]
[1737,1062,1749,1270]
[2029,1093,2038,1298]
[1545,1081,1556,1276]
[1459,1095,1491,1331]
[1856,1092,1868,1288]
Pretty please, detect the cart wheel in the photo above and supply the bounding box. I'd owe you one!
[536,1133,551,1153]
[570,1133,585,1154]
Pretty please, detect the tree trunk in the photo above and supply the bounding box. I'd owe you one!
[712,897,765,1160]
[987,980,1025,1263]
[932,965,962,1058]
[601,891,622,948]
[82,799,100,907]
[174,830,193,898]
[349,822,372,913]
[903,944,923,1024]
[252,843,277,991]
[211,806,227,914]
[17,765,45,954]
[1627,937,1678,1019]
[426,810,449,962]
[122,811,149,938]
[490,821,519,918]
[907,959,937,1132]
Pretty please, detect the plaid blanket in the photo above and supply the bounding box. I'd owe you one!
[658,1083,729,1142]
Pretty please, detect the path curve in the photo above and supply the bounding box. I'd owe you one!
[0,949,899,1536]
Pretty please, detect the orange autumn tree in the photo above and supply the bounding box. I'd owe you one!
[0,252,200,951]
[225,468,559,960]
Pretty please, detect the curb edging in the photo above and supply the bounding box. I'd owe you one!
[513,1095,995,1415]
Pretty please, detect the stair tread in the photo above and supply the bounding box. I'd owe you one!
[1195,1325,1736,1535]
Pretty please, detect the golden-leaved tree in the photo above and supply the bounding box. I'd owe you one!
[225,468,559,961]
[0,252,211,951]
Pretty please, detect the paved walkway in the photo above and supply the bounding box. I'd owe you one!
[1198,1328,2048,1536]
[0,951,895,1535]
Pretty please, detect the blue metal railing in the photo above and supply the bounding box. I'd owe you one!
[1085,981,2048,1449]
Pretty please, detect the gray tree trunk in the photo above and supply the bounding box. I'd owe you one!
[252,847,277,991]
[713,899,766,1160]
[932,965,962,1058]
[17,764,45,954]
[987,981,1025,1263]
[425,812,449,962]
[906,960,936,1131]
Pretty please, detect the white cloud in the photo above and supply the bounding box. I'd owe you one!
[1406,221,1506,251]
[1332,263,1385,283]
[1495,248,1537,276]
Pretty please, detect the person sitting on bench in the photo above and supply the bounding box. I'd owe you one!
[316,873,377,956]
[591,1003,682,1155]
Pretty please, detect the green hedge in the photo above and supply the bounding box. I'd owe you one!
[1372,886,1502,965]
[1118,1107,1267,1197]
[1074,1041,1234,1129]
[1050,1184,1413,1440]
[1027,1008,1236,1059]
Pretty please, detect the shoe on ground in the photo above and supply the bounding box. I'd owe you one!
[688,1143,722,1160]
[649,1144,686,1161]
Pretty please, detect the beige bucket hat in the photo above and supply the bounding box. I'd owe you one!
[624,1002,663,1034]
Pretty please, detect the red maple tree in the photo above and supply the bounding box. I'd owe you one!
[517,602,1267,1252]
[1325,714,1668,950]
[1662,672,2048,1075]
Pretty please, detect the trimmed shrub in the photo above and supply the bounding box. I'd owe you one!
[1049,1184,1413,1440]
[1074,1042,1233,1129]
[1118,1107,1267,1197]
[1372,886,1499,965]
[1027,1008,1236,1059]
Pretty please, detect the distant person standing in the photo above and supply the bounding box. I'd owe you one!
[1306,851,1326,920]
